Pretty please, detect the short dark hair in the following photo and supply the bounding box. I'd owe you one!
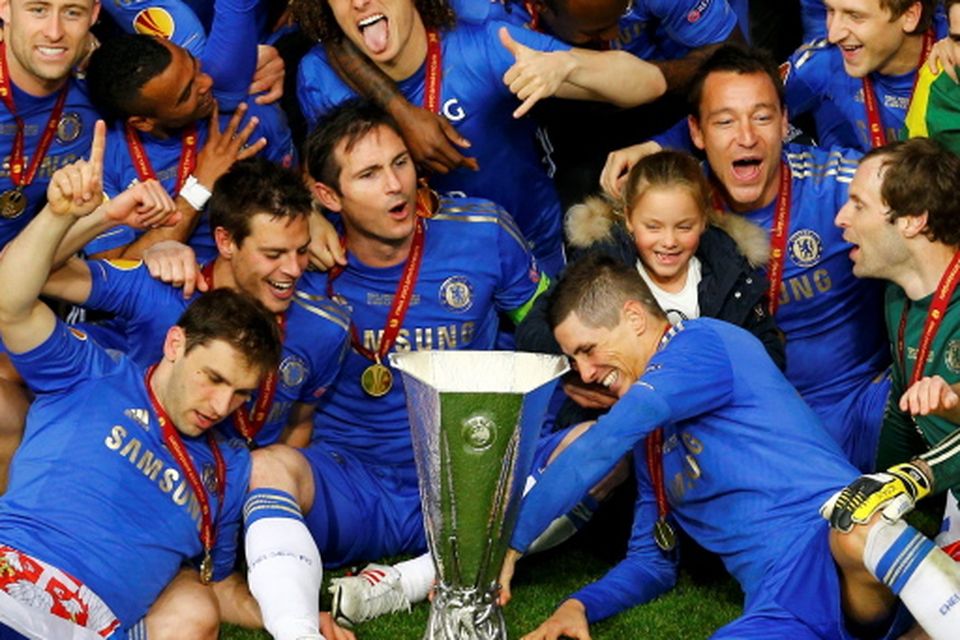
[881,0,935,33]
[294,0,455,43]
[178,288,283,376]
[863,137,960,246]
[687,44,784,120]
[208,157,312,247]
[302,99,405,194]
[547,254,666,330]
[86,34,172,122]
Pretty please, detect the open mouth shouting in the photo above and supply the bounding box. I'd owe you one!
[267,278,295,301]
[359,13,390,55]
[731,156,763,183]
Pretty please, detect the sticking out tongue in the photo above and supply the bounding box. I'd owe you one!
[362,17,389,54]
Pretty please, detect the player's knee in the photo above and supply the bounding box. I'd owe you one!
[250,444,314,511]
[829,521,872,571]
[146,571,220,640]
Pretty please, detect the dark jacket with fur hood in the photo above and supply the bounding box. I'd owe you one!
[517,196,786,370]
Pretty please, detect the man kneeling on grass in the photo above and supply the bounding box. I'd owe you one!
[500,254,960,640]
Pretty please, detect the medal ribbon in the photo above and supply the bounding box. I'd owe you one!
[145,365,226,580]
[0,42,69,190]
[327,190,432,365]
[644,326,675,543]
[124,123,198,195]
[897,250,960,386]
[765,161,792,316]
[423,29,442,114]
[862,28,934,149]
[710,161,791,315]
[522,1,541,31]
[199,263,285,445]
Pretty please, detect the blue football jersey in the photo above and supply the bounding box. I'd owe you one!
[0,320,252,628]
[298,21,568,271]
[0,77,98,249]
[513,319,858,621]
[86,103,296,261]
[83,259,350,446]
[301,197,543,474]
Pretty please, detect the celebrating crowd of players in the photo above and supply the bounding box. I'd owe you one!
[2,0,960,638]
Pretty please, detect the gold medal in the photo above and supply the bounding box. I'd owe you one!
[0,189,26,219]
[653,518,676,552]
[200,552,213,584]
[361,362,393,397]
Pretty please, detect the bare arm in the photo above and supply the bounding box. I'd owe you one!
[281,402,314,448]
[651,27,746,93]
[325,38,477,174]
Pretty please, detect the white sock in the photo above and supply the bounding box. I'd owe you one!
[864,519,960,640]
[244,488,323,640]
[395,552,435,603]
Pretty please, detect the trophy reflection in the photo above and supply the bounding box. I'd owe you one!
[390,351,568,640]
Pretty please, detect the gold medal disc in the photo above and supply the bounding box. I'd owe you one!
[0,189,26,219]
[361,362,393,397]
[653,518,677,552]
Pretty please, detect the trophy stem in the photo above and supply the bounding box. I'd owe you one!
[424,582,506,640]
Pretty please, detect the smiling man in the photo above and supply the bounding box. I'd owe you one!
[35,157,350,449]
[684,45,889,472]
[503,253,960,640]
[782,0,946,151]
[835,137,960,573]
[0,0,102,248]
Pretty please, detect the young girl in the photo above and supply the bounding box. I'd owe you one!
[562,149,784,367]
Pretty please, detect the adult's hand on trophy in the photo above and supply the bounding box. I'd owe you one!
[521,599,592,640]
[497,548,522,606]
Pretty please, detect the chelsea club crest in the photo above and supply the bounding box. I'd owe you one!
[280,355,307,389]
[439,275,473,312]
[945,339,960,375]
[57,113,83,143]
[788,229,823,268]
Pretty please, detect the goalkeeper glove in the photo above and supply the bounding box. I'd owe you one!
[820,461,932,533]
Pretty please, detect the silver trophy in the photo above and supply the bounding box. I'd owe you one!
[390,351,568,640]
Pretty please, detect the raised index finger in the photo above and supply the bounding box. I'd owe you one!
[88,119,107,174]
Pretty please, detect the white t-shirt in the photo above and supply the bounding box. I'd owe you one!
[637,256,702,325]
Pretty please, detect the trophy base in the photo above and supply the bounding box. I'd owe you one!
[424,583,506,640]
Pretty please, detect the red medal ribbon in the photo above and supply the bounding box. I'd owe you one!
[645,327,675,525]
[423,29,442,114]
[198,262,285,445]
[124,123,198,195]
[327,190,432,365]
[523,1,541,31]
[862,28,934,149]
[144,365,226,575]
[897,250,960,386]
[765,161,792,316]
[0,42,69,190]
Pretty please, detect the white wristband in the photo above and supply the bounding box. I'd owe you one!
[179,174,212,211]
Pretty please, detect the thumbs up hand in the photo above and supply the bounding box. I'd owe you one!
[500,26,576,119]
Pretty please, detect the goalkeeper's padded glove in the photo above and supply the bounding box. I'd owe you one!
[820,461,932,533]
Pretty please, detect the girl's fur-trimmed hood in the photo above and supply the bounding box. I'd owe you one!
[564,194,770,269]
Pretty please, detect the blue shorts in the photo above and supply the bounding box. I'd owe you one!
[808,371,890,473]
[712,522,912,639]
[303,427,573,568]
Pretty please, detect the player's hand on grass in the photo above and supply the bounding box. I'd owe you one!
[308,212,346,272]
[194,102,267,190]
[320,611,356,640]
[599,141,662,199]
[143,241,206,298]
[393,102,478,175]
[500,27,575,119]
[928,36,960,83]
[522,599,591,640]
[497,548,522,606]
[250,45,285,105]
[899,375,960,419]
[820,461,933,533]
[563,375,617,410]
